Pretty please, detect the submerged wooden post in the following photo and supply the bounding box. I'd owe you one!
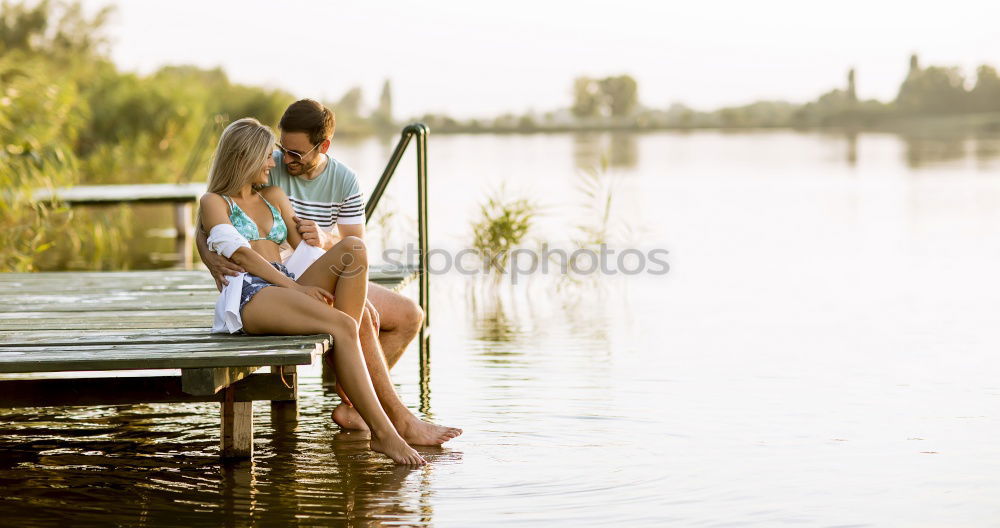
[269,365,298,425]
[220,386,253,459]
[174,201,193,269]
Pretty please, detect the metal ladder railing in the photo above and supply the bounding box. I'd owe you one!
[365,124,431,410]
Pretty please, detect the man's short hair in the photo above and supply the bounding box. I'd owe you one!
[279,99,336,145]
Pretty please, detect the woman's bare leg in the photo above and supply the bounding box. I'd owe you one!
[242,286,425,465]
[332,307,463,444]
[298,239,463,444]
[296,235,368,323]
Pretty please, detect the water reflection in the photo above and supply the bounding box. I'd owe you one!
[903,134,969,167]
[8,131,1000,525]
[220,461,257,527]
[845,131,858,166]
[0,394,464,525]
[974,135,1000,166]
[328,431,434,525]
[467,285,521,345]
[572,132,638,169]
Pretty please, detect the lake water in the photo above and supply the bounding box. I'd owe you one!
[3,131,1000,526]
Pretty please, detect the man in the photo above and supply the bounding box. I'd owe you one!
[196,99,460,445]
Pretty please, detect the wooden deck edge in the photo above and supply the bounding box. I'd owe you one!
[0,348,317,374]
[0,372,295,408]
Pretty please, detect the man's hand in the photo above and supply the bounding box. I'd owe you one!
[204,251,244,291]
[294,216,336,249]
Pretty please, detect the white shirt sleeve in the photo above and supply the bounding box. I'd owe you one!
[207,224,250,258]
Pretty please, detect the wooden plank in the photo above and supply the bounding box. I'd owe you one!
[0,319,215,331]
[0,308,212,320]
[0,346,317,373]
[221,387,253,459]
[0,296,218,308]
[33,183,206,205]
[0,332,330,348]
[0,338,327,352]
[0,327,211,343]
[1,275,410,293]
[181,366,259,396]
[0,266,412,282]
[0,286,217,296]
[0,267,414,287]
[0,372,295,408]
[0,302,216,313]
[0,273,212,289]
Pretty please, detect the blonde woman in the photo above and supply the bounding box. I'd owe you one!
[199,118,425,465]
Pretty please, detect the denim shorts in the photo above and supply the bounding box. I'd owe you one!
[239,262,296,315]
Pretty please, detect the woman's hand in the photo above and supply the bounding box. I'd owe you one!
[204,251,244,291]
[294,284,335,305]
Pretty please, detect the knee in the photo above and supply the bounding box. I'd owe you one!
[400,296,424,332]
[330,235,367,272]
[327,309,359,337]
[337,236,366,255]
[376,292,423,333]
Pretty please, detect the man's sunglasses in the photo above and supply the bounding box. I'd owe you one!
[276,141,321,162]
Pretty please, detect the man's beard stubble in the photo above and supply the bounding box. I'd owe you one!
[286,157,319,177]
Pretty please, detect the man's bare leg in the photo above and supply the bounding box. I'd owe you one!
[330,283,420,398]
[332,305,462,445]
[367,283,424,369]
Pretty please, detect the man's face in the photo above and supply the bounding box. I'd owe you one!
[278,131,323,177]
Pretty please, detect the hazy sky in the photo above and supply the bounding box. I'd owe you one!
[81,0,1000,119]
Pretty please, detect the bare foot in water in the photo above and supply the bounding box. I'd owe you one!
[370,434,426,465]
[333,403,368,430]
[333,403,463,446]
[396,417,463,446]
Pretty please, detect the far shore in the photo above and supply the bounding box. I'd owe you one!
[335,113,1000,138]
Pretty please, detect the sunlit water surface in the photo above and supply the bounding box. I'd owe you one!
[3,131,1000,526]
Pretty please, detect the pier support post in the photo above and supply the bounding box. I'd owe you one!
[174,201,193,270]
[221,386,253,459]
[269,365,298,426]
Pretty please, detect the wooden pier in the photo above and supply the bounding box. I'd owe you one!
[0,267,414,460]
[34,183,206,269]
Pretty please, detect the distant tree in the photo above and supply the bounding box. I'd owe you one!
[598,75,638,117]
[335,86,364,117]
[571,77,601,118]
[372,79,394,130]
[847,68,857,102]
[0,0,113,58]
[895,54,969,114]
[493,113,518,129]
[517,115,536,132]
[970,65,1000,113]
[897,65,968,114]
[571,75,639,119]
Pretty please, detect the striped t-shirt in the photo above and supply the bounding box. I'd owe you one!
[267,151,365,231]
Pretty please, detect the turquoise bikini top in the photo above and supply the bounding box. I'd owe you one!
[221,193,288,244]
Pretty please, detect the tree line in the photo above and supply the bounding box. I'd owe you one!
[420,57,1000,133]
[0,0,394,270]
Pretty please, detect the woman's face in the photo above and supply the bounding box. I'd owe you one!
[254,152,276,186]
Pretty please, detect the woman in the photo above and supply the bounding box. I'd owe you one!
[199,117,424,466]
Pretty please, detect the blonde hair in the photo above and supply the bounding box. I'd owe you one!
[207,117,275,196]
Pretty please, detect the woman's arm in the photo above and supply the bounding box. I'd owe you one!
[200,192,298,289]
[195,221,245,291]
